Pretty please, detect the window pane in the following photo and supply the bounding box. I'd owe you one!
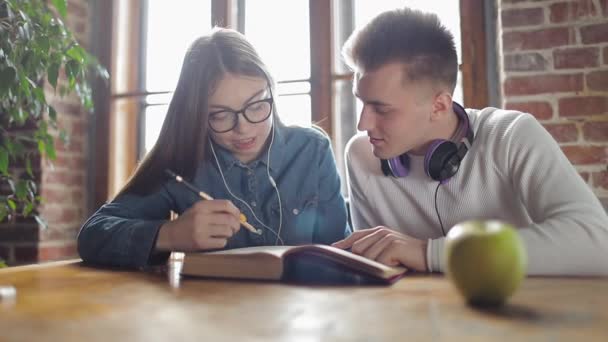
[144,105,168,155]
[277,81,311,96]
[245,0,310,81]
[276,95,311,128]
[145,0,212,92]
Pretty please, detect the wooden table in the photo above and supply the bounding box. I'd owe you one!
[1,257,607,342]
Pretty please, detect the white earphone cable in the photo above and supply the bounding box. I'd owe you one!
[208,123,284,245]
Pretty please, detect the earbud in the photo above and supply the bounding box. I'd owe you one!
[269,176,276,188]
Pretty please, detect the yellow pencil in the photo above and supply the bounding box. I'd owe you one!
[165,169,261,235]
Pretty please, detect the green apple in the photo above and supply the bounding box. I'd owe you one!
[444,220,527,307]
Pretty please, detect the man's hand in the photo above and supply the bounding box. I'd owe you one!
[332,226,428,272]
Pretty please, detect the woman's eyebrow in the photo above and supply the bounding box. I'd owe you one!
[209,88,267,110]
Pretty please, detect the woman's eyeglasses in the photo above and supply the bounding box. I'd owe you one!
[208,98,274,133]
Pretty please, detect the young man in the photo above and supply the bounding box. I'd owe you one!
[332,8,608,275]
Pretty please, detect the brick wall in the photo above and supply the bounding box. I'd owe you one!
[501,0,608,208]
[0,0,90,265]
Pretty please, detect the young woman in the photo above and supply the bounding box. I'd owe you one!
[78,28,350,268]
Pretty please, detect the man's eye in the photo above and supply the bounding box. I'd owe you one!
[375,107,390,115]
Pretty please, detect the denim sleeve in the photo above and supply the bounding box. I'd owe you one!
[77,184,175,269]
[312,137,352,244]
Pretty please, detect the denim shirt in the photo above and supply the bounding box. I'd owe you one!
[77,124,351,268]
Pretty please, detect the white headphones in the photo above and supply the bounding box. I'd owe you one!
[208,122,284,245]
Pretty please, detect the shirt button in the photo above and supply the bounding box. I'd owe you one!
[247,170,254,176]
[251,201,257,207]
[292,208,299,215]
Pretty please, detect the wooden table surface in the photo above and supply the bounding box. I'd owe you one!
[1,256,607,342]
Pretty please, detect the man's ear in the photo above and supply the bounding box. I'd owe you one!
[430,91,453,121]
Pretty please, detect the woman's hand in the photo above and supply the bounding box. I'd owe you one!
[155,200,241,251]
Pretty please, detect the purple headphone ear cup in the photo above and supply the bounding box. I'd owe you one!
[425,140,459,181]
[387,154,410,177]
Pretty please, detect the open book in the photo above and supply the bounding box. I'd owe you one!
[181,245,407,285]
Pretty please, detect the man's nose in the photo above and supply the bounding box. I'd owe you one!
[357,105,374,132]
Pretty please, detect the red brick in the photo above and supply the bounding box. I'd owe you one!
[50,102,83,116]
[503,27,575,51]
[502,8,544,27]
[554,47,599,69]
[55,138,83,153]
[550,0,598,23]
[543,123,579,142]
[583,121,608,141]
[504,74,584,96]
[505,101,553,120]
[504,53,548,71]
[68,0,88,17]
[559,96,608,117]
[562,145,608,164]
[72,190,84,202]
[38,242,78,261]
[44,171,70,184]
[580,171,590,182]
[41,188,67,203]
[586,70,608,90]
[580,23,608,44]
[604,47,608,64]
[72,120,86,136]
[602,0,608,16]
[593,170,608,190]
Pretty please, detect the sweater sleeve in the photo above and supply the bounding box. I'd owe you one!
[504,113,608,276]
[345,136,379,231]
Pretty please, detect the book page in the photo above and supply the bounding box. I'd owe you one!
[204,246,293,258]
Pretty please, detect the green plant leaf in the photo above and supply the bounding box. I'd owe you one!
[7,199,16,211]
[0,147,8,175]
[37,139,46,155]
[0,66,17,96]
[23,202,34,216]
[48,61,60,89]
[15,180,27,200]
[45,136,56,160]
[51,0,67,19]
[66,45,85,63]
[49,105,57,122]
[26,156,33,178]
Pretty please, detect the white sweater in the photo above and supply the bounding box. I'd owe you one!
[345,107,608,276]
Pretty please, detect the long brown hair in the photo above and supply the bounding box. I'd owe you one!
[117,27,277,197]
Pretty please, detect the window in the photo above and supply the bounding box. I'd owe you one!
[101,0,490,202]
[244,0,312,128]
[142,0,212,155]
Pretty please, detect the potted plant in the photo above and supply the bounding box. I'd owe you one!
[0,0,107,265]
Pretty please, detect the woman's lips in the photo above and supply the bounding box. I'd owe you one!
[233,137,256,150]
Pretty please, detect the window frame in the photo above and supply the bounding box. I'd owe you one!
[93,0,491,208]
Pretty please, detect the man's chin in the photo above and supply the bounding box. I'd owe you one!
[370,146,390,159]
